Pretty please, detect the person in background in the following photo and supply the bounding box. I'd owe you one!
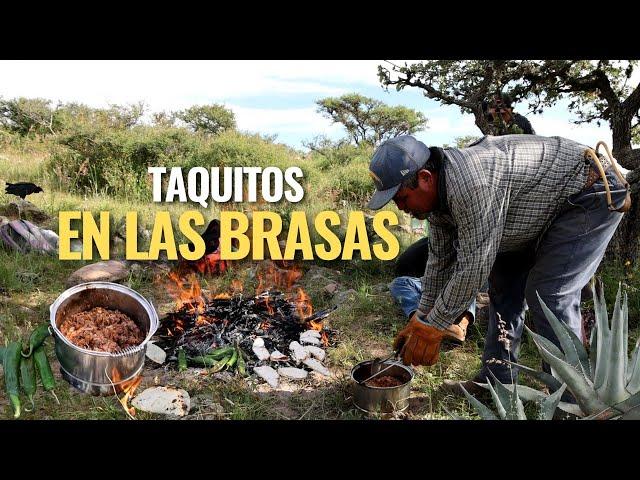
[482,93,535,136]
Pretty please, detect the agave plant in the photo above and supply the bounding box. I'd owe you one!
[460,371,567,420]
[511,279,640,419]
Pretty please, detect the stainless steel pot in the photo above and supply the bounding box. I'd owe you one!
[351,360,413,414]
[49,281,158,396]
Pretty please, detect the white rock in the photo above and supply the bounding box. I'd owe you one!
[145,343,166,364]
[254,366,279,388]
[304,345,326,362]
[289,341,309,363]
[131,387,190,417]
[277,367,308,380]
[301,329,322,339]
[270,350,289,362]
[252,337,271,361]
[66,260,130,287]
[299,333,321,346]
[303,358,331,376]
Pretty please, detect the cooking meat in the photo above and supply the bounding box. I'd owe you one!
[60,307,144,353]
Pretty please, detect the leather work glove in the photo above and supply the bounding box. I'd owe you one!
[393,311,446,366]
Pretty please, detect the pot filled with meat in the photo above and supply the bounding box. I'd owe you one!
[351,360,413,414]
[49,282,158,396]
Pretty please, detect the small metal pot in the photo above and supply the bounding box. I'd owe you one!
[351,360,413,414]
[49,281,158,396]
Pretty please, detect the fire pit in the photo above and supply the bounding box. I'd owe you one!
[155,265,337,385]
[156,290,336,369]
[49,282,158,396]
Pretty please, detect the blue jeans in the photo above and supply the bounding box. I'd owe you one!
[389,276,477,321]
[478,170,626,383]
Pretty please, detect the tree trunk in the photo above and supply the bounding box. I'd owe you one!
[605,104,639,265]
[606,169,640,265]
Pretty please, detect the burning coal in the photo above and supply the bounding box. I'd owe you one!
[154,263,337,372]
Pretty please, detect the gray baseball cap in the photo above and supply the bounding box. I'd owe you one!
[367,135,431,210]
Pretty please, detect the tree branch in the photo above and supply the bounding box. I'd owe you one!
[385,67,477,110]
[622,82,640,114]
[614,147,640,170]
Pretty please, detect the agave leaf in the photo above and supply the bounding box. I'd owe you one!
[502,359,563,392]
[610,390,640,414]
[589,279,598,347]
[582,409,619,420]
[558,401,585,417]
[514,384,527,420]
[623,290,628,379]
[538,384,567,420]
[524,325,565,361]
[581,391,640,420]
[597,285,628,405]
[487,371,520,420]
[626,339,640,393]
[536,292,591,378]
[459,384,499,420]
[486,372,527,420]
[529,327,608,415]
[593,278,611,391]
[589,324,598,381]
[484,381,507,420]
[490,383,548,402]
[620,406,640,420]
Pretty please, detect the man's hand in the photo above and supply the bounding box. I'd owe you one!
[393,312,446,366]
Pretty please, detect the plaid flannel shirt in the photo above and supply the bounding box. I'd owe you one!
[420,135,591,329]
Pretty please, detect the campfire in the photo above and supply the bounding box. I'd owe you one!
[108,367,143,419]
[154,261,337,386]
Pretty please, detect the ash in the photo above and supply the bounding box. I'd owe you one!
[154,290,336,368]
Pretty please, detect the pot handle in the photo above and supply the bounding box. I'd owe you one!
[48,304,57,336]
[148,299,159,336]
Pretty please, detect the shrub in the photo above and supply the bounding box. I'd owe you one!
[47,125,198,198]
[46,126,311,201]
[329,159,372,207]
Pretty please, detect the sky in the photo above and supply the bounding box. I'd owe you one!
[0,60,624,150]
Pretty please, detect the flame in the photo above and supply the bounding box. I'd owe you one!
[294,288,313,320]
[255,295,274,315]
[175,318,185,333]
[167,271,204,313]
[255,261,302,294]
[306,310,328,346]
[264,297,275,316]
[308,318,323,331]
[213,293,231,300]
[196,315,212,326]
[110,368,142,418]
